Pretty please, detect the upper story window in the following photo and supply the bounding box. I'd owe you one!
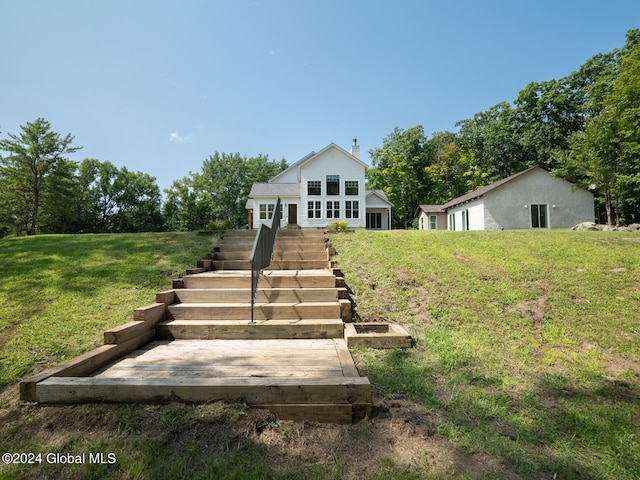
[326,175,340,195]
[307,180,321,196]
[345,180,359,195]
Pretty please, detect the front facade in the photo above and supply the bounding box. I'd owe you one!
[416,166,595,231]
[247,142,393,230]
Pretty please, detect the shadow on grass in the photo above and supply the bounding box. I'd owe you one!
[0,382,428,480]
[360,343,640,480]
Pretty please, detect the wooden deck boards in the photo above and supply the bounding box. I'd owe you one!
[94,339,355,376]
[34,338,372,422]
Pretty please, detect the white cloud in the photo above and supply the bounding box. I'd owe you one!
[169,131,192,143]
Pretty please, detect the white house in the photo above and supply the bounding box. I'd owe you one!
[246,141,393,230]
[415,165,594,231]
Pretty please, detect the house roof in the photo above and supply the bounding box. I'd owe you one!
[366,189,394,207]
[249,183,300,197]
[414,204,446,218]
[269,143,368,184]
[441,165,550,210]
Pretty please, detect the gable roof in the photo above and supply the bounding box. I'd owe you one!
[414,204,446,218]
[441,165,551,210]
[269,143,368,184]
[366,189,394,207]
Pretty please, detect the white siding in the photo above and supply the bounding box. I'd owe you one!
[299,148,366,228]
[447,199,484,230]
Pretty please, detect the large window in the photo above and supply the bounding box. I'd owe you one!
[259,203,275,220]
[326,175,340,195]
[531,204,548,228]
[326,201,340,219]
[307,180,321,195]
[448,213,456,231]
[345,180,359,195]
[429,215,437,230]
[345,200,359,219]
[308,201,322,219]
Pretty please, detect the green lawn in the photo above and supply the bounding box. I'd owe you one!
[0,230,638,479]
[330,229,640,479]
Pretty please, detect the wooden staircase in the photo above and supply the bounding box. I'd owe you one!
[22,229,371,423]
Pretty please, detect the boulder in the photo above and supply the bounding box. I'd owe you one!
[571,222,598,231]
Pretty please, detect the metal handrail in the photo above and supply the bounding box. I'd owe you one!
[249,197,281,324]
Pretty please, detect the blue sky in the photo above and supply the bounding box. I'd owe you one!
[1,1,638,193]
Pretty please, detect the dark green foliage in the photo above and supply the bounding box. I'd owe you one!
[163,153,288,231]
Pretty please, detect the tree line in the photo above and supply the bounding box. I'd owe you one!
[367,29,640,228]
[0,118,287,237]
[2,30,637,235]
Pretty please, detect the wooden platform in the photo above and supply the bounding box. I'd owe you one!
[33,338,371,423]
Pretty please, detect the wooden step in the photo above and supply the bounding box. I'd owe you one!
[35,376,370,405]
[269,260,330,270]
[217,243,327,254]
[212,259,330,270]
[156,319,344,340]
[277,229,325,237]
[167,301,341,321]
[182,270,336,289]
[275,237,326,246]
[211,260,251,270]
[214,250,328,261]
[174,288,338,303]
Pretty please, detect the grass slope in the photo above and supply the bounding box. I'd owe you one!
[0,232,213,386]
[331,230,640,479]
[0,230,638,480]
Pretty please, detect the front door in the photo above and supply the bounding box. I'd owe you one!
[288,203,298,225]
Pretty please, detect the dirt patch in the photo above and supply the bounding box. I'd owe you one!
[611,267,628,273]
[509,295,547,326]
[0,383,528,479]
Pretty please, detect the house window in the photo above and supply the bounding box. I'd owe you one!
[448,213,456,231]
[326,201,340,219]
[308,201,322,219]
[366,212,382,229]
[326,175,340,195]
[461,210,470,231]
[259,203,275,220]
[429,215,437,230]
[345,200,359,219]
[307,180,321,196]
[345,180,359,195]
[531,204,548,228]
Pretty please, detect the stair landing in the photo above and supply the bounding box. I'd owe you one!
[35,338,370,423]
